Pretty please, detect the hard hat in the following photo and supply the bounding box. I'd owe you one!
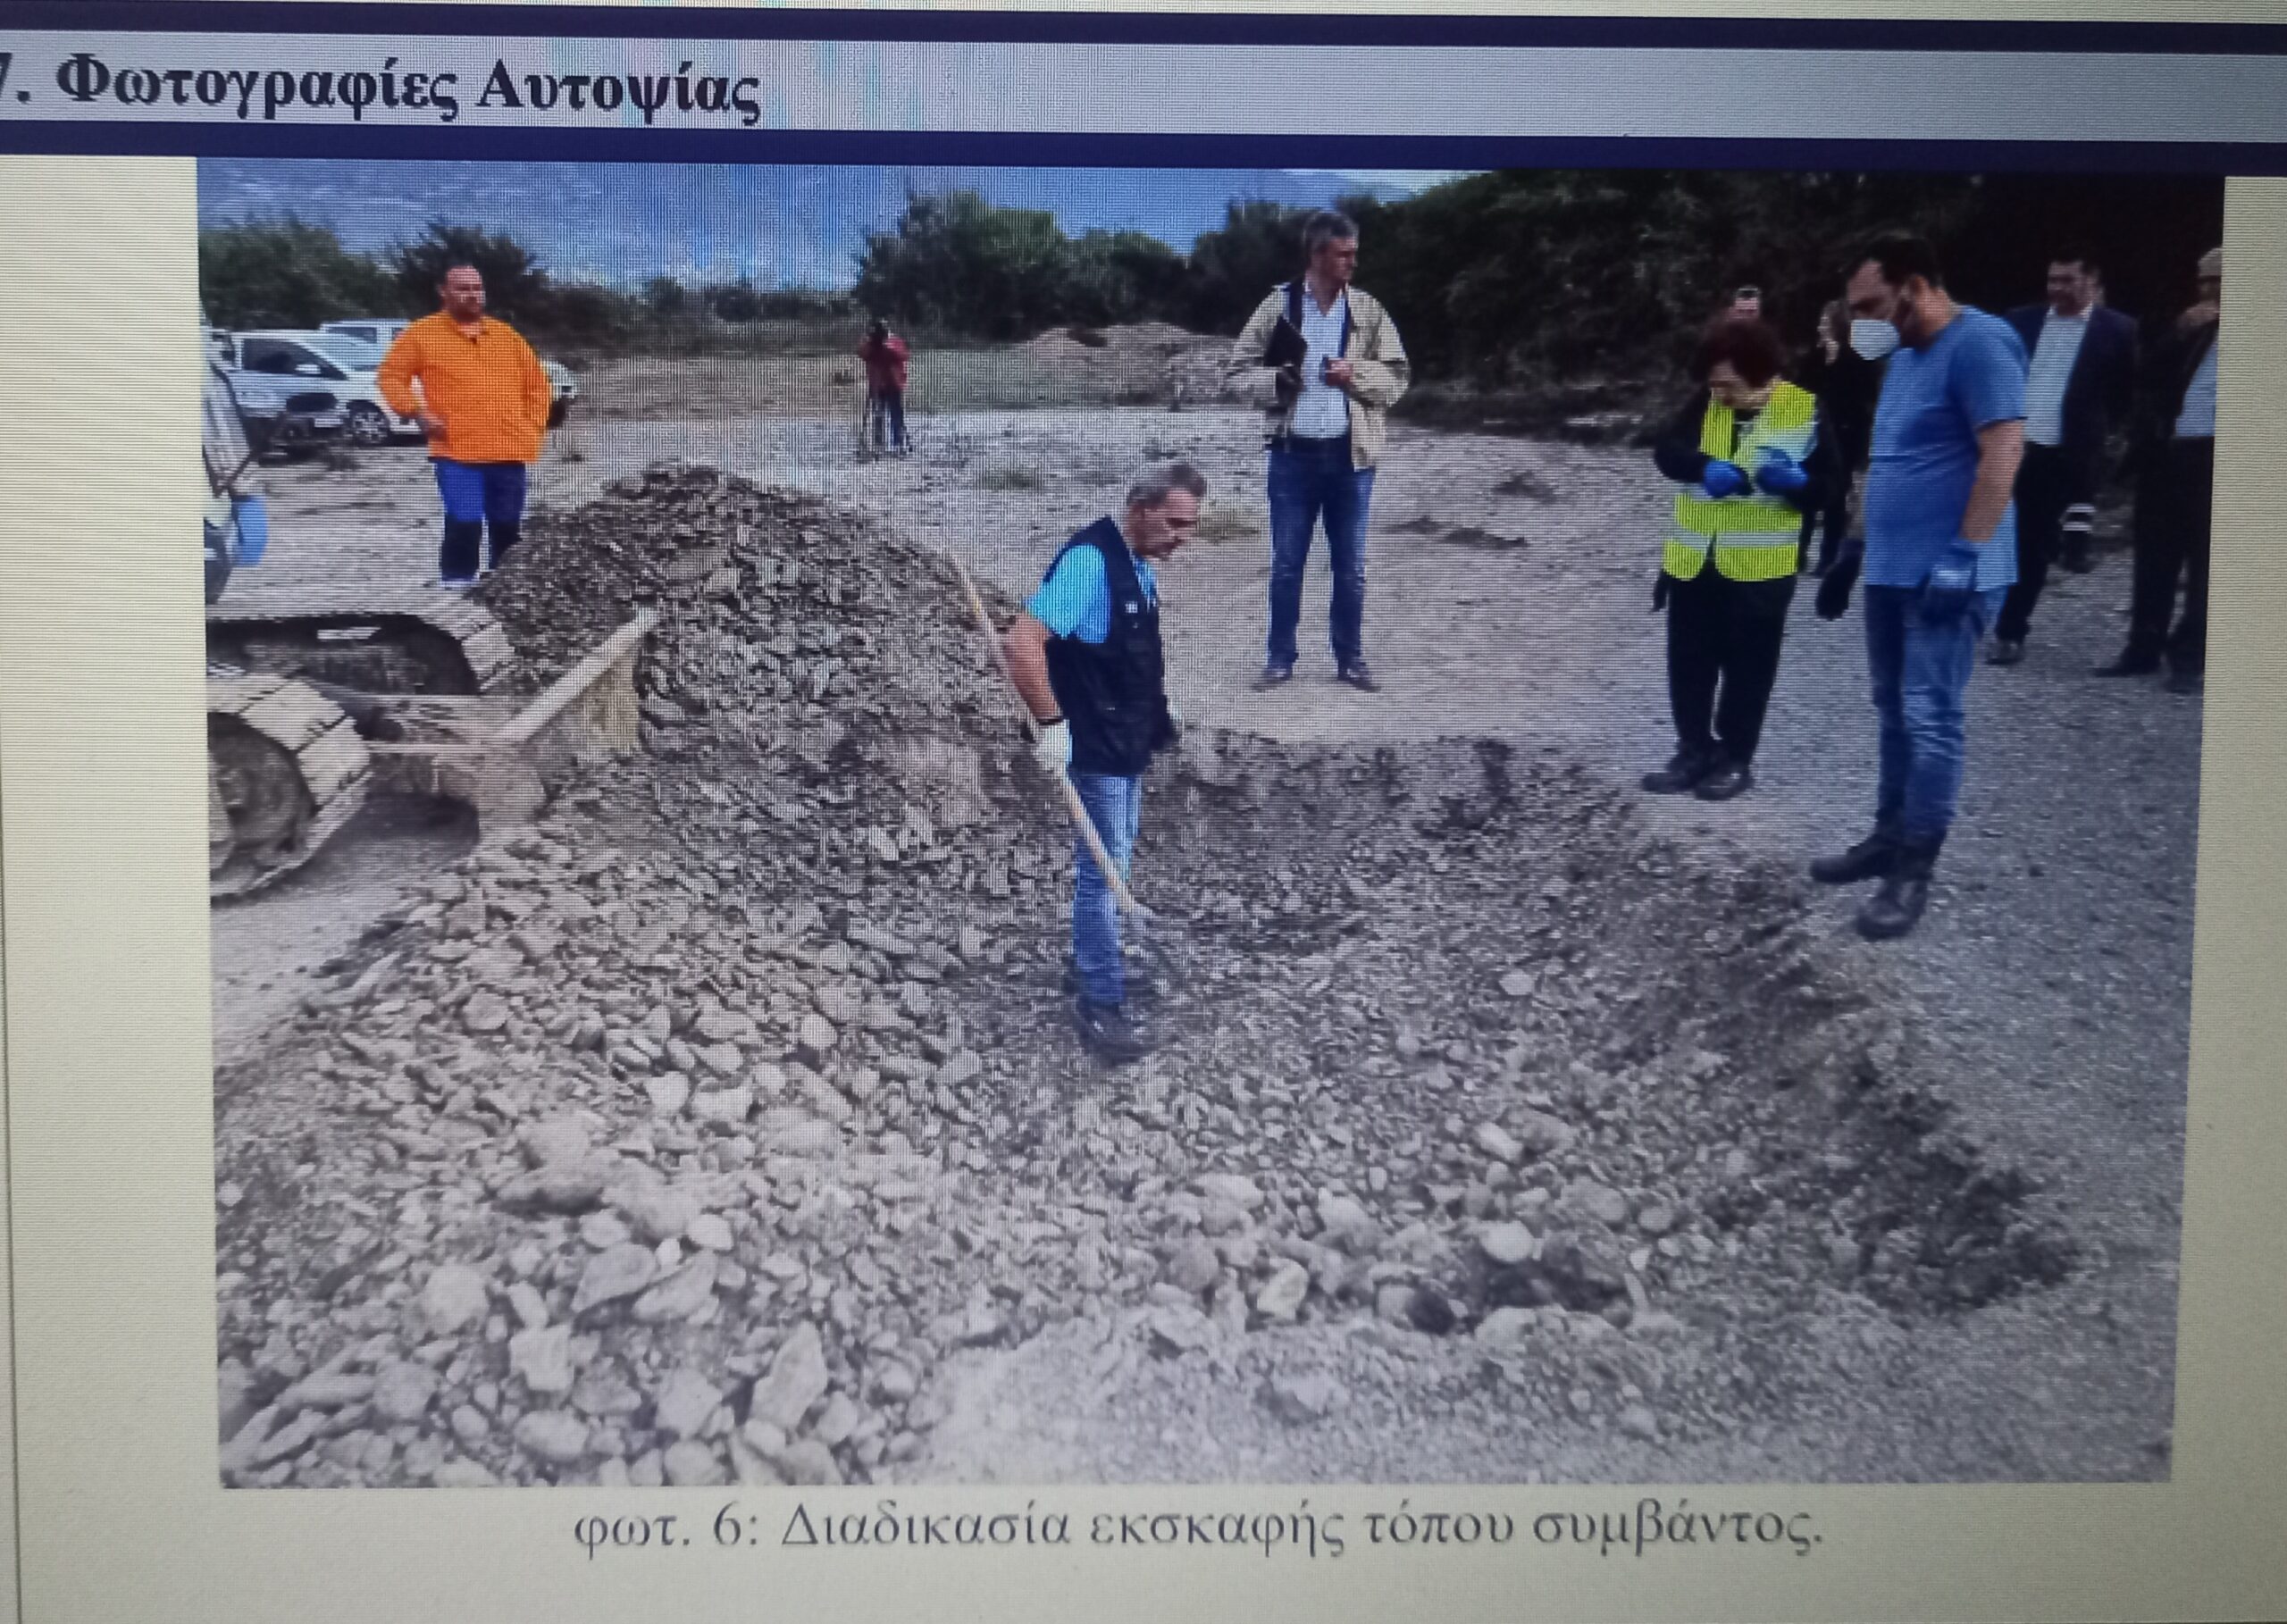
[2197,246,2223,279]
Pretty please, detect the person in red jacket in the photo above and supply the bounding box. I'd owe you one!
[857,318,911,455]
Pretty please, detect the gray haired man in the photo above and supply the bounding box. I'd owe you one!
[1002,463,1204,1062]
[1226,210,1410,692]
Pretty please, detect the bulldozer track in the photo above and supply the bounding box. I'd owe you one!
[205,590,521,698]
[207,670,373,901]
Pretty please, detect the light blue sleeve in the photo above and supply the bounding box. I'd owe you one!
[1955,316,2028,432]
[1024,546,1110,643]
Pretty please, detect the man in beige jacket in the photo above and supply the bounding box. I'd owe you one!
[1224,211,1410,691]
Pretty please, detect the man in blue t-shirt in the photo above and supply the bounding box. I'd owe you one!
[1001,462,1204,1063]
[1811,235,2027,941]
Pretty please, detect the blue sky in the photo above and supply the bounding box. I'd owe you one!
[198,159,1474,289]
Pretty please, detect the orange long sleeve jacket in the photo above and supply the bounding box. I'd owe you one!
[376,313,552,465]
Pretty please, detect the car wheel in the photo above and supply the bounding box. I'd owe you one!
[345,404,392,446]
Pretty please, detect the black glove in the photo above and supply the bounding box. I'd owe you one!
[1652,570,1672,612]
[1815,548,1861,621]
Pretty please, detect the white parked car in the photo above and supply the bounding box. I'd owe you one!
[321,316,580,427]
[318,316,409,350]
[211,329,420,447]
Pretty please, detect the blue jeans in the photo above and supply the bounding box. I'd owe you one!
[433,459,528,581]
[1863,584,2006,844]
[1070,771,1143,1008]
[1267,437,1376,669]
[870,388,908,449]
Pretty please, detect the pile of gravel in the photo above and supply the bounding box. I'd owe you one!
[214,463,2073,1490]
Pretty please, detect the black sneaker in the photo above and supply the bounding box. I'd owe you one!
[1336,660,1380,693]
[1639,749,1711,795]
[2094,652,2161,678]
[1810,829,1899,885]
[1987,638,2025,667]
[1694,760,1755,801]
[1252,663,1296,692]
[1073,998,1149,1064]
[2166,668,2205,696]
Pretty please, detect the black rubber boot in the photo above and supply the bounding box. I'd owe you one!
[1810,825,1901,885]
[1855,839,1939,941]
[487,520,522,572]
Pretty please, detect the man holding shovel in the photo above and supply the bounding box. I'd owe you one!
[1001,462,1204,1063]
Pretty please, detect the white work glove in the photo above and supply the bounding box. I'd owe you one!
[1032,718,1072,775]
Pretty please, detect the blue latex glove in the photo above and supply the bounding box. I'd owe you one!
[1700,460,1751,500]
[1753,448,1809,496]
[1920,541,1984,621]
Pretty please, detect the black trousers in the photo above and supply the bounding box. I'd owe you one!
[1798,472,1853,572]
[2127,437,2214,674]
[1996,442,2089,645]
[1665,565,1797,766]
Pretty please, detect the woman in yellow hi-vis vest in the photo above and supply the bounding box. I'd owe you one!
[1643,316,1838,800]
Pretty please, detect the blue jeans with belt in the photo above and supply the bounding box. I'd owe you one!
[1863,583,2006,844]
[1267,434,1376,670]
[1069,770,1143,1008]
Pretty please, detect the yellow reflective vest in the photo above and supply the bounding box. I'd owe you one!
[1664,381,1819,583]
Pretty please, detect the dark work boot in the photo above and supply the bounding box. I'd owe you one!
[1061,960,1156,1002]
[1640,748,1712,795]
[1073,998,1149,1064]
[487,521,522,573]
[1810,825,1900,885]
[438,518,486,587]
[2094,649,2161,678]
[1694,756,1755,801]
[1855,840,1939,941]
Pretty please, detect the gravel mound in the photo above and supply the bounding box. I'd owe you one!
[214,462,2073,1489]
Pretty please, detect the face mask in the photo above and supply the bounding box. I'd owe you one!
[1850,317,1901,361]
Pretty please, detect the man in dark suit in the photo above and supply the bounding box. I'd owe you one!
[2098,245,2221,695]
[1988,249,2139,666]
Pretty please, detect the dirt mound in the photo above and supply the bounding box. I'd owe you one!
[214,462,2075,1491]
[1013,322,1230,406]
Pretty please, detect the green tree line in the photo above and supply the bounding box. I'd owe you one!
[197,218,853,349]
[202,172,2221,409]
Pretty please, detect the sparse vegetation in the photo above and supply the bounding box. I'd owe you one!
[1192,505,1259,546]
[203,172,2221,427]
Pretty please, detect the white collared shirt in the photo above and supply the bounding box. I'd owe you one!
[2023,307,2090,447]
[1290,285,1353,439]
[2175,339,2219,439]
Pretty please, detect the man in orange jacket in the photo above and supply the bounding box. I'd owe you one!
[377,264,553,588]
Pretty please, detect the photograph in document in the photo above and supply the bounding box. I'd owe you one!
[198,158,2223,1487]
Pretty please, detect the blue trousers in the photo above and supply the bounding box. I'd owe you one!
[1267,436,1376,669]
[434,459,528,582]
[1070,771,1143,1008]
[1863,584,2006,844]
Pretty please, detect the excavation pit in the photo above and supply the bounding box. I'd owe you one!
[212,462,2078,1490]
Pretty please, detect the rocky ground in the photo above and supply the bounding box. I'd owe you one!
[214,444,2192,1489]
